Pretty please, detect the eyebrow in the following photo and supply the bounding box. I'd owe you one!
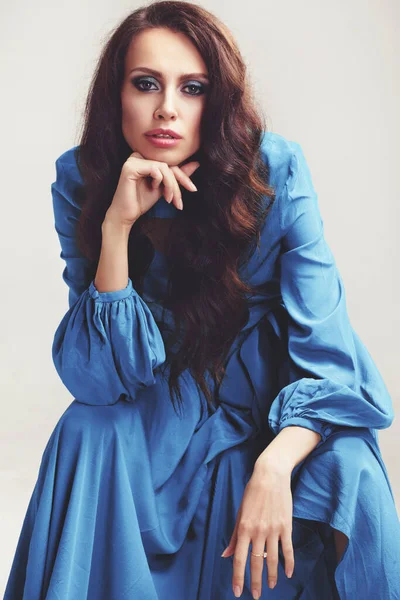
[129,67,209,81]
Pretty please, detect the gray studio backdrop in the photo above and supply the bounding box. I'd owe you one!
[1,0,399,591]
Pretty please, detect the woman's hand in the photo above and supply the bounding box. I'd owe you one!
[221,460,294,598]
[106,151,200,227]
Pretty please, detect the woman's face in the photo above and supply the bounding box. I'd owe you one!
[121,27,209,167]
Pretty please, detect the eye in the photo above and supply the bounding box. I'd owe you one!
[131,77,207,96]
[183,82,206,96]
[132,77,157,91]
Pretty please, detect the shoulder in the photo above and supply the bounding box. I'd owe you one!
[52,145,83,211]
[55,145,81,178]
[259,132,317,234]
[259,131,304,198]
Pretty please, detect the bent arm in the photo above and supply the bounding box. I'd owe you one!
[267,142,394,449]
[51,152,166,406]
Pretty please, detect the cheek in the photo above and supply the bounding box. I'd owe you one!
[190,101,206,127]
[122,102,143,121]
[121,90,149,119]
[188,121,202,146]
[185,104,203,128]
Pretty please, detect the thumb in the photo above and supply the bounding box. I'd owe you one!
[221,523,239,558]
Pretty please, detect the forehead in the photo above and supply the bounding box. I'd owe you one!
[124,27,208,76]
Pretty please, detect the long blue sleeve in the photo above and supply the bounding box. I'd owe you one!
[51,151,166,406]
[268,142,394,445]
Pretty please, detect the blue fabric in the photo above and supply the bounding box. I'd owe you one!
[4,132,400,599]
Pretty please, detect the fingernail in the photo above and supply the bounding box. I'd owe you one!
[221,547,228,557]
[252,589,260,599]
[269,579,276,589]
[234,585,241,597]
[287,569,293,578]
[189,181,197,191]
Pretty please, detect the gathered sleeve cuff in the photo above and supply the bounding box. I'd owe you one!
[52,276,166,406]
[267,142,394,446]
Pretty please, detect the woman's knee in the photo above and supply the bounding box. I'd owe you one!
[56,398,130,439]
[316,429,376,472]
[331,429,375,461]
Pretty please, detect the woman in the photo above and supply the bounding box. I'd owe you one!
[4,2,400,599]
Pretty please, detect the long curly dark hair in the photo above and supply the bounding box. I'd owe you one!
[73,1,276,416]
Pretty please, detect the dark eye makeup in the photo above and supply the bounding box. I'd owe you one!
[131,76,207,96]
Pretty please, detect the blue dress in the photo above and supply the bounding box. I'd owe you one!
[4,132,400,599]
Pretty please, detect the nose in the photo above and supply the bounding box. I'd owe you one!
[154,90,178,120]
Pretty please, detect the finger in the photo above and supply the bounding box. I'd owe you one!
[155,162,174,204]
[280,528,294,579]
[157,162,182,210]
[250,538,266,599]
[150,166,163,192]
[222,517,239,558]
[170,163,199,192]
[130,151,145,159]
[127,155,177,205]
[178,160,201,176]
[232,525,251,598]
[266,533,280,590]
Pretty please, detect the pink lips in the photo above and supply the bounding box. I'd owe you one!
[145,134,181,148]
[145,128,182,138]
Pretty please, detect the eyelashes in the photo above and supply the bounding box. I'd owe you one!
[131,77,207,97]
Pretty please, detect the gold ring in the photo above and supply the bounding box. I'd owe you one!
[250,551,268,558]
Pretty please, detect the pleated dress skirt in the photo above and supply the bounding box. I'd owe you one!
[4,383,400,599]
